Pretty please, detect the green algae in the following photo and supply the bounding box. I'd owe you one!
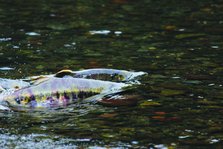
[175,33,206,39]
[139,101,161,107]
[160,89,185,96]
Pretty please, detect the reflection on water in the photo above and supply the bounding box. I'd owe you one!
[0,0,223,148]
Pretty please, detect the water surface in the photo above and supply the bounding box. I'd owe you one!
[0,0,223,148]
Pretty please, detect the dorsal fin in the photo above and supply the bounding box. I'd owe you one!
[54,69,74,78]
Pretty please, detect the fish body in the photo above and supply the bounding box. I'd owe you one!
[0,68,146,110]
[72,68,147,82]
[0,77,129,108]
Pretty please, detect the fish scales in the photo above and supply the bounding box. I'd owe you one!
[1,77,128,108]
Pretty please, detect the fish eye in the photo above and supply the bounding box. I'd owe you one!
[14,86,20,89]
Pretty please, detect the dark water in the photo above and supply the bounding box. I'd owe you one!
[0,0,223,148]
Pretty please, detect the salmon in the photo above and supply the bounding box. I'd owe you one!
[0,77,129,108]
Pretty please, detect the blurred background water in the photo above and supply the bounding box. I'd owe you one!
[0,0,223,148]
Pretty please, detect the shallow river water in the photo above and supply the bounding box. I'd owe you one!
[0,0,223,148]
